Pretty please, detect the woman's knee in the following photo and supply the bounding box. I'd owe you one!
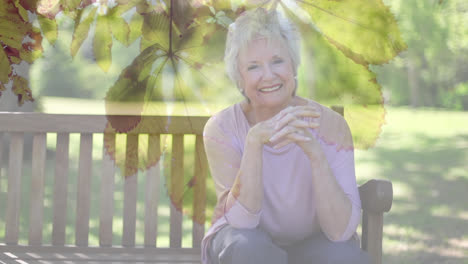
[287,233,370,264]
[211,226,287,264]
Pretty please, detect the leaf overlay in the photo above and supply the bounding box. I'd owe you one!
[94,14,113,72]
[38,14,58,45]
[71,7,98,58]
[12,76,34,106]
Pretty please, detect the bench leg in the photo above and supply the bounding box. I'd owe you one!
[361,211,383,264]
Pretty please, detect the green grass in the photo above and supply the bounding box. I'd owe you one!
[1,98,467,263]
[40,96,229,116]
[354,106,468,264]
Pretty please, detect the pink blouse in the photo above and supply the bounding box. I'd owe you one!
[201,100,361,264]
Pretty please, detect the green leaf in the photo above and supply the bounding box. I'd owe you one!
[19,46,42,63]
[298,29,385,149]
[13,0,29,22]
[12,76,34,106]
[106,43,167,104]
[38,14,58,45]
[0,49,11,84]
[142,10,171,50]
[176,21,227,64]
[0,11,28,50]
[295,0,407,65]
[71,7,98,58]
[62,0,81,12]
[110,0,140,16]
[128,11,143,44]
[110,16,130,46]
[94,15,113,72]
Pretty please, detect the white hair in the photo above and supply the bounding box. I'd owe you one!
[224,8,301,90]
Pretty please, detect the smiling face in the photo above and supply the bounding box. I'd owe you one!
[238,37,296,112]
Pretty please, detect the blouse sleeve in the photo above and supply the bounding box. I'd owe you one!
[203,115,261,229]
[318,112,362,242]
[328,145,362,242]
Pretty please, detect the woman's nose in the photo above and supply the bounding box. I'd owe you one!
[262,65,275,80]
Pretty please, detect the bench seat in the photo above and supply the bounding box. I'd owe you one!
[1,245,200,263]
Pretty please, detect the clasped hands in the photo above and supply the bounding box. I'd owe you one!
[248,105,321,156]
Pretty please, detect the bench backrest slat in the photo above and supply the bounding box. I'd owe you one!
[76,133,93,246]
[52,133,70,246]
[122,134,139,247]
[170,135,184,248]
[100,133,116,246]
[5,132,24,245]
[144,134,161,247]
[28,133,47,245]
[192,135,207,248]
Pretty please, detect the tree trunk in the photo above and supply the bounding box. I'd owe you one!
[407,58,420,108]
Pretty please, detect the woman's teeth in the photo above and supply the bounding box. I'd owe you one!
[260,85,281,92]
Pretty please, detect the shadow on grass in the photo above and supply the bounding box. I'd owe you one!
[370,133,468,264]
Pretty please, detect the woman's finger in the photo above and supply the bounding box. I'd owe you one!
[275,115,320,131]
[274,107,320,130]
[269,125,298,142]
[273,132,311,149]
[276,105,320,119]
[289,119,319,129]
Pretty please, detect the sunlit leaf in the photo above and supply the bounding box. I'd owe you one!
[105,1,238,180]
[297,26,385,149]
[111,0,140,16]
[71,7,98,58]
[38,14,58,45]
[0,49,11,84]
[109,16,130,46]
[19,45,42,63]
[94,14,113,71]
[176,21,227,65]
[10,55,21,65]
[12,76,34,106]
[19,27,43,63]
[346,104,385,149]
[62,0,81,12]
[294,0,407,65]
[128,11,143,44]
[142,10,171,50]
[0,3,29,50]
[105,43,167,131]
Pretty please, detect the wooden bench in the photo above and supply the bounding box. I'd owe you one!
[0,111,393,264]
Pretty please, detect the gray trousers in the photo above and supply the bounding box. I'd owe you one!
[208,225,370,264]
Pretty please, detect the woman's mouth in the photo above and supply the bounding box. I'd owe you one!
[259,84,282,93]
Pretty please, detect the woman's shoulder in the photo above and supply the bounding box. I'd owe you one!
[204,103,246,135]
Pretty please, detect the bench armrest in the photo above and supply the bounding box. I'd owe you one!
[358,179,393,264]
[358,179,393,213]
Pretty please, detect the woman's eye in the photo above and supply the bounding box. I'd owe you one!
[247,65,258,70]
[273,59,283,64]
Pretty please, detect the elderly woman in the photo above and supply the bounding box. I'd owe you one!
[201,8,370,264]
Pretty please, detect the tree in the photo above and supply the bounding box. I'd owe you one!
[372,0,468,109]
